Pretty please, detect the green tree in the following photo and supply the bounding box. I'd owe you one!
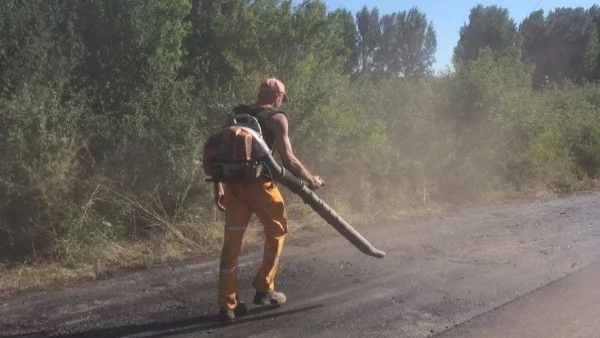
[356,6,381,75]
[328,8,358,75]
[72,0,190,115]
[521,7,599,85]
[186,0,272,91]
[519,10,547,86]
[454,5,518,63]
[0,1,83,95]
[375,7,436,77]
[546,7,599,84]
[587,5,600,81]
[588,5,600,40]
[291,0,345,71]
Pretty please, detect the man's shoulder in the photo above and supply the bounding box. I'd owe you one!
[264,111,289,136]
[230,106,286,132]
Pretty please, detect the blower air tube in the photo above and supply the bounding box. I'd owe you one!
[260,154,385,259]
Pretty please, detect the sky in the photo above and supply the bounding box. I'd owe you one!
[314,0,598,72]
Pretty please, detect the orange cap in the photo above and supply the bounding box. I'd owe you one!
[260,77,289,102]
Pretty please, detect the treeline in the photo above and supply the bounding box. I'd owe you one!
[455,5,600,86]
[1,1,600,269]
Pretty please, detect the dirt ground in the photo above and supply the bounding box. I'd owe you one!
[3,191,600,337]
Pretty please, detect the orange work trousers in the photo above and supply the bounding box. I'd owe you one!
[218,181,288,310]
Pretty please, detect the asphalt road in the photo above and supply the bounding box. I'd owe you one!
[437,260,600,338]
[3,191,600,338]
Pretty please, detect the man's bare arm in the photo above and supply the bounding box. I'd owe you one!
[214,182,225,211]
[266,113,324,189]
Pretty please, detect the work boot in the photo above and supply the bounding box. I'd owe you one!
[253,290,286,306]
[218,302,248,322]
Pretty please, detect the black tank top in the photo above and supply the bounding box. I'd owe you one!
[231,105,285,152]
